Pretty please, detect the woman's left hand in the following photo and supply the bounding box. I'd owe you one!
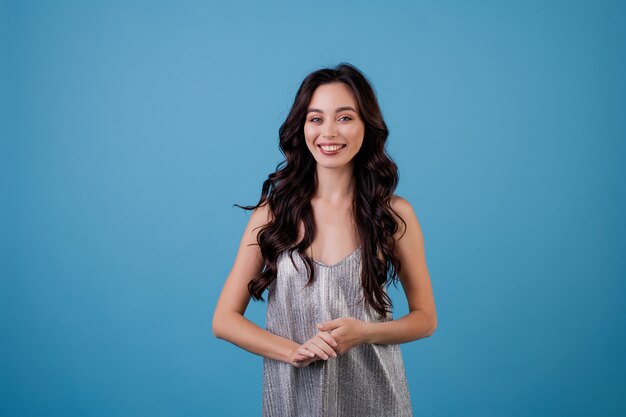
[315,317,371,356]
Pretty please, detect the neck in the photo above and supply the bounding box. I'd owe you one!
[313,163,355,203]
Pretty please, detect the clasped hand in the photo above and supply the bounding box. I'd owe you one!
[290,317,370,368]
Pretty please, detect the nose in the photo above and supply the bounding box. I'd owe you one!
[323,123,337,138]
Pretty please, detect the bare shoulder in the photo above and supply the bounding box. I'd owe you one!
[246,201,274,235]
[238,202,275,259]
[390,194,415,217]
[389,194,421,240]
[213,202,274,318]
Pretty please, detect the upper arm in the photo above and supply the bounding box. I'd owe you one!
[390,195,437,327]
[213,203,273,320]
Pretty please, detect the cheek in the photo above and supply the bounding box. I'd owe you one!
[347,125,365,150]
[303,125,319,142]
[340,124,364,139]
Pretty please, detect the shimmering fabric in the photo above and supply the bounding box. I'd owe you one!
[262,246,413,417]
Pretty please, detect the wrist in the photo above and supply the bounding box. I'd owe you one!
[280,340,299,364]
[363,321,377,345]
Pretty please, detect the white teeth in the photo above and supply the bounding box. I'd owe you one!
[320,145,344,151]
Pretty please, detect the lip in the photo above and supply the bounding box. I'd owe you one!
[317,144,347,155]
[317,142,346,146]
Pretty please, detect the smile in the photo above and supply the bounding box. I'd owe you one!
[318,144,346,155]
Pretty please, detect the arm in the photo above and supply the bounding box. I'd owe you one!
[214,310,300,364]
[212,204,300,364]
[364,195,437,345]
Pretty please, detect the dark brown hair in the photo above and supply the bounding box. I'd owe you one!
[234,62,406,319]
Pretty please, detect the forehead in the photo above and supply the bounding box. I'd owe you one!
[308,82,357,108]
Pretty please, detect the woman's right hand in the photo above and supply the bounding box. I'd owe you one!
[290,330,338,368]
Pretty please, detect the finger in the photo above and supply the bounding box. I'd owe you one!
[295,352,317,365]
[292,359,307,368]
[294,354,309,362]
[299,347,316,358]
[305,341,330,360]
[317,330,338,348]
[310,337,337,359]
[316,332,338,357]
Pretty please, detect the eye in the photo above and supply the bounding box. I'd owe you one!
[310,116,321,123]
[339,116,352,121]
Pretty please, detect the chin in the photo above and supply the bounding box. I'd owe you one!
[317,157,356,167]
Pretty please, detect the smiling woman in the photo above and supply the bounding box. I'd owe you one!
[304,83,364,162]
[212,62,437,417]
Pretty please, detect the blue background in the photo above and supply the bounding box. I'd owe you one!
[2,1,625,416]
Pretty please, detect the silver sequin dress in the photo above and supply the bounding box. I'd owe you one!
[262,246,413,417]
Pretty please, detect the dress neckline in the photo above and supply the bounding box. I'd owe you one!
[311,245,362,268]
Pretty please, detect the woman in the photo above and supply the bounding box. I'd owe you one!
[212,62,437,416]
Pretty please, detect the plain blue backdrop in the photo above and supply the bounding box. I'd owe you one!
[2,0,625,416]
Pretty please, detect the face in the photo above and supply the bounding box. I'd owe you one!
[303,82,365,167]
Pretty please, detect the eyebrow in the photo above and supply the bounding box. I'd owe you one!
[306,106,358,114]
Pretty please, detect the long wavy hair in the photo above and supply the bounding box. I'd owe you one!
[234,62,406,319]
